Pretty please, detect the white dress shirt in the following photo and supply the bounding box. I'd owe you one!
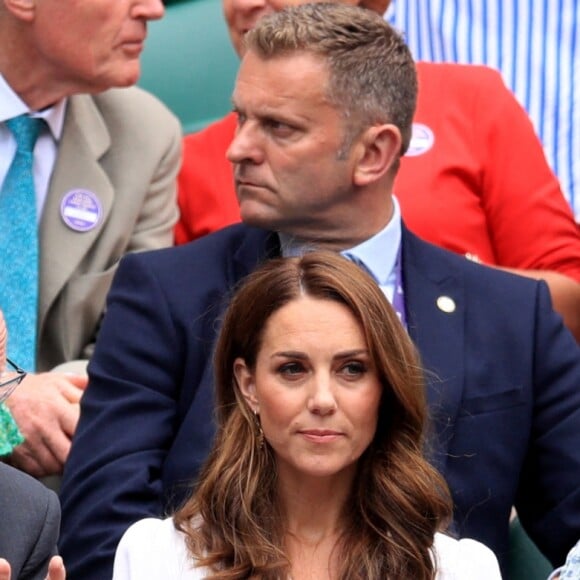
[0,74,67,222]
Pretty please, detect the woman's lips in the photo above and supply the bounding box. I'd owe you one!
[299,429,343,443]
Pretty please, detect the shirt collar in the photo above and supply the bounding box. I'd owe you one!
[278,196,403,286]
[341,196,402,286]
[0,73,67,141]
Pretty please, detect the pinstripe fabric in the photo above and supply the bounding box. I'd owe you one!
[386,0,580,221]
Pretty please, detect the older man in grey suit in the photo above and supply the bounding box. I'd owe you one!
[0,0,181,477]
[0,310,64,580]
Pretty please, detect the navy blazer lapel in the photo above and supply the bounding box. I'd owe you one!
[401,227,466,476]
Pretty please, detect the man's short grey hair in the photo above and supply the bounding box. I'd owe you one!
[244,2,417,158]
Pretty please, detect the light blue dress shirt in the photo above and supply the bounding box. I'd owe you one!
[278,196,403,304]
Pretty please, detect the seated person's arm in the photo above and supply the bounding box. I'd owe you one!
[514,282,580,566]
[59,252,188,580]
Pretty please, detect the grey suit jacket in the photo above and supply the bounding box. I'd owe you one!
[36,86,181,372]
[0,462,60,579]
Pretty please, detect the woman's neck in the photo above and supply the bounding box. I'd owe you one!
[278,469,353,535]
[286,532,340,580]
[277,468,356,579]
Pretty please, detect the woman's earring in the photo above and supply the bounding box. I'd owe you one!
[254,410,264,449]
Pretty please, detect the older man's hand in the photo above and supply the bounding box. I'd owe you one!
[4,372,88,477]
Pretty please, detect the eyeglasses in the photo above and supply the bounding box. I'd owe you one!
[0,359,27,405]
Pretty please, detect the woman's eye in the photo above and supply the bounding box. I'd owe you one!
[340,362,367,377]
[278,362,305,377]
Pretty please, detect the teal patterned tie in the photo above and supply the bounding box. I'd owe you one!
[0,115,43,371]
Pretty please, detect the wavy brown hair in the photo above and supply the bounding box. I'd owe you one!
[173,251,452,579]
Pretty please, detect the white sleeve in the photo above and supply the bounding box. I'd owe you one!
[112,517,205,580]
[434,533,503,580]
[113,518,165,580]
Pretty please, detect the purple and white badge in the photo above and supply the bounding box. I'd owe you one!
[60,189,102,232]
[406,123,435,157]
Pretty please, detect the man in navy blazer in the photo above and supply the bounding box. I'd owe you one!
[60,5,580,579]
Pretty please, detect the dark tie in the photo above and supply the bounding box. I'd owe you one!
[0,115,44,370]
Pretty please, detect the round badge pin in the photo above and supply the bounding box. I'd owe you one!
[60,189,102,232]
[437,296,456,314]
[407,123,435,157]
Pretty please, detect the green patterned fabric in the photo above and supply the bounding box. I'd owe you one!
[0,403,23,456]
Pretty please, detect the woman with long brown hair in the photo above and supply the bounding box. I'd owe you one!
[113,252,500,579]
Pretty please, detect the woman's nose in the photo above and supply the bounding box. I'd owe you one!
[307,374,338,416]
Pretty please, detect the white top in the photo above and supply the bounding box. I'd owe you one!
[113,517,502,579]
[385,0,580,222]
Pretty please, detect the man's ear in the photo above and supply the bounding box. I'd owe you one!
[233,357,259,413]
[353,123,401,187]
[4,0,36,21]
